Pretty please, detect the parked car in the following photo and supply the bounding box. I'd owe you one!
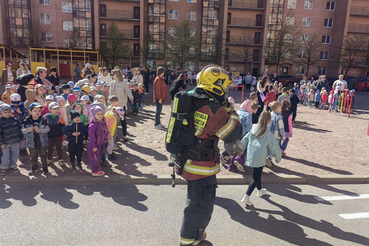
[274,75,296,86]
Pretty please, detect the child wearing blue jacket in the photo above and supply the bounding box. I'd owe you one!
[240,111,282,206]
[64,110,87,170]
[314,89,321,108]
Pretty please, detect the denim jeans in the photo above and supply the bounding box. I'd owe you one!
[279,138,289,151]
[1,142,20,169]
[155,101,163,126]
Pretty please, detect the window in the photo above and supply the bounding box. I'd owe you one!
[147,60,157,69]
[167,61,177,70]
[253,49,260,62]
[190,28,196,37]
[41,32,52,42]
[61,2,72,13]
[318,67,327,75]
[326,2,335,11]
[304,1,314,10]
[39,0,50,5]
[168,27,175,36]
[40,14,51,24]
[133,44,140,56]
[62,21,73,31]
[187,0,197,2]
[168,10,179,20]
[297,66,305,75]
[284,34,293,43]
[286,17,295,26]
[100,24,107,36]
[254,32,261,44]
[63,38,70,48]
[287,0,297,9]
[324,19,334,28]
[189,47,195,55]
[322,35,331,44]
[320,51,329,60]
[298,51,307,59]
[302,17,311,27]
[300,34,310,43]
[186,11,196,21]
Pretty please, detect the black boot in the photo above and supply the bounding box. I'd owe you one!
[108,153,117,161]
[42,166,49,175]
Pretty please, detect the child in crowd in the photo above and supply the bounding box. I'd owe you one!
[308,89,315,108]
[320,90,329,110]
[11,85,18,94]
[107,96,121,149]
[0,104,25,176]
[66,94,77,117]
[67,81,74,89]
[138,83,144,113]
[229,101,259,172]
[293,83,300,96]
[56,96,69,125]
[131,84,140,114]
[47,86,58,99]
[64,110,87,170]
[281,100,293,156]
[240,111,281,206]
[277,87,290,102]
[268,101,285,167]
[103,83,110,102]
[314,89,321,108]
[95,81,104,96]
[41,95,54,116]
[88,105,106,176]
[105,107,118,160]
[298,85,305,105]
[10,93,29,123]
[35,84,47,107]
[289,89,299,123]
[81,95,93,121]
[81,85,94,102]
[1,84,12,105]
[60,84,71,101]
[264,85,277,112]
[72,103,89,125]
[94,95,106,106]
[72,86,81,99]
[22,103,50,175]
[45,102,65,166]
[90,87,97,98]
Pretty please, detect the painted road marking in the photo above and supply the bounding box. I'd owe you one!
[315,194,369,202]
[339,212,369,220]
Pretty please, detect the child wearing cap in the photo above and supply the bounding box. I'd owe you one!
[81,95,93,121]
[41,95,55,116]
[11,85,18,94]
[47,86,58,99]
[102,83,110,102]
[60,84,71,101]
[66,94,77,117]
[35,84,47,107]
[22,102,50,175]
[67,81,74,89]
[56,96,69,125]
[88,105,106,176]
[90,87,97,98]
[1,84,12,105]
[72,86,81,99]
[45,102,66,166]
[0,104,25,176]
[64,110,87,170]
[81,85,94,102]
[94,95,106,107]
[10,93,29,124]
[72,102,89,126]
[95,81,104,96]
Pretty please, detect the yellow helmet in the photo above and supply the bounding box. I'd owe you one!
[197,65,231,96]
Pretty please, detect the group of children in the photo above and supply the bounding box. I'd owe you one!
[295,83,329,109]
[0,73,132,177]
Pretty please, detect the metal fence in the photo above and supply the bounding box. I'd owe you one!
[104,10,136,20]
[228,17,262,27]
[351,6,369,16]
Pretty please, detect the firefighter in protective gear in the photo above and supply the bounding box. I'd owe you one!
[179,65,243,246]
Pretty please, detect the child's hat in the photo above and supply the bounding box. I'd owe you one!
[45,95,54,101]
[81,95,90,101]
[10,93,21,102]
[95,81,102,86]
[29,102,42,111]
[90,105,103,118]
[5,84,11,89]
[103,83,110,87]
[35,84,45,89]
[67,94,77,102]
[317,89,320,93]
[0,104,11,113]
[70,110,80,120]
[55,96,65,103]
[61,84,71,90]
[90,86,97,92]
[73,86,81,92]
[48,102,60,110]
[67,81,75,86]
[81,85,90,94]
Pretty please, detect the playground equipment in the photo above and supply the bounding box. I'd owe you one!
[329,89,355,117]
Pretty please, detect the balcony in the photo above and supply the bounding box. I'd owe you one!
[350,6,369,16]
[226,36,262,46]
[228,0,265,10]
[100,30,139,39]
[100,10,139,21]
[348,24,369,34]
[227,18,263,28]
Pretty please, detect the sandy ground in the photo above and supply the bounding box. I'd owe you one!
[2,85,369,179]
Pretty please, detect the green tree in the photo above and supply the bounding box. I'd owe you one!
[102,22,131,68]
[165,19,199,69]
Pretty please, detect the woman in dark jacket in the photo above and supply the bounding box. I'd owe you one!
[169,73,186,104]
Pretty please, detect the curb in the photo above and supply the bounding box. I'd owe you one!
[1,175,368,185]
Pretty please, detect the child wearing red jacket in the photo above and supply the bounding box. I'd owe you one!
[319,90,329,109]
[264,85,277,111]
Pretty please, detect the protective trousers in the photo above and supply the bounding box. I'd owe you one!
[180,175,217,246]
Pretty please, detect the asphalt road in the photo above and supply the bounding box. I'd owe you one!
[1,183,369,246]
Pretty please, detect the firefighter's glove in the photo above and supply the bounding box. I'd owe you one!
[224,106,235,113]
[224,140,243,156]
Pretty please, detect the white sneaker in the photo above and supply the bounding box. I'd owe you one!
[62,140,68,147]
[241,194,253,206]
[234,160,245,172]
[159,123,166,128]
[257,188,268,197]
[154,124,165,130]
